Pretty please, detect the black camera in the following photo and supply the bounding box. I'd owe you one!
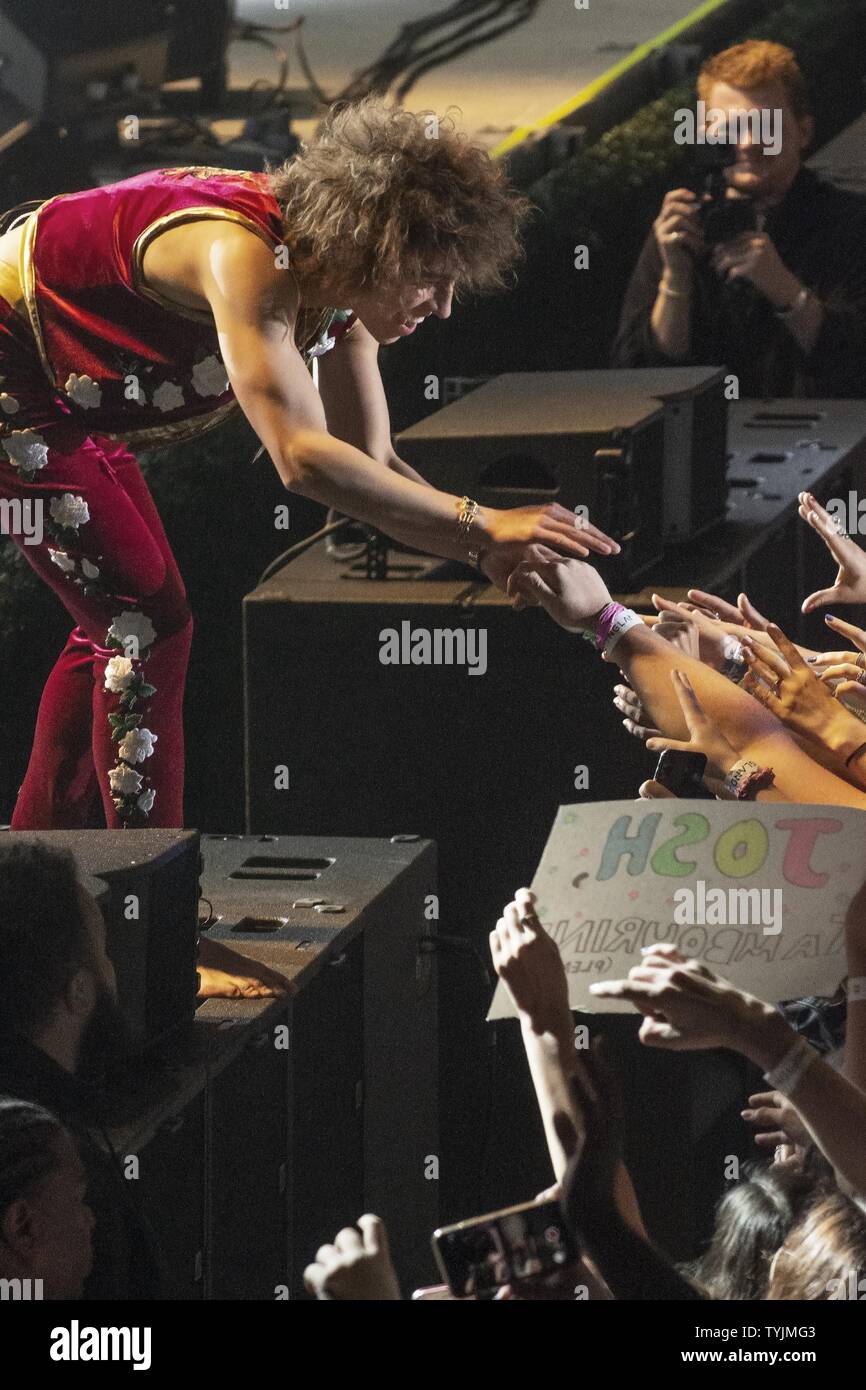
[694,144,757,247]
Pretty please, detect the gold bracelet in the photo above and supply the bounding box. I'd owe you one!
[457,496,481,564]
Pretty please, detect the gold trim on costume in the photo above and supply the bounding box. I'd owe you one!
[19,197,62,386]
[130,206,283,324]
[159,167,263,182]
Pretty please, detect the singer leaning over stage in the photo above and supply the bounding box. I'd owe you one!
[0,98,617,830]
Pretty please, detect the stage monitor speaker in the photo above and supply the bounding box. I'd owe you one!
[2,829,200,1052]
[198,833,439,1295]
[242,542,656,1221]
[395,371,666,586]
[556,366,729,543]
[0,0,230,117]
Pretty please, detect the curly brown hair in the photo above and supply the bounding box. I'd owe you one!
[268,97,531,298]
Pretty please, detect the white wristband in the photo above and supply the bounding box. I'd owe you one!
[763,1034,818,1097]
[603,609,643,659]
[848,977,866,1002]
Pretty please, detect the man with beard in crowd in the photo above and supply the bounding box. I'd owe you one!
[0,840,166,1298]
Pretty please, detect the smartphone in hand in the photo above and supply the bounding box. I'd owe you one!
[653,748,709,798]
[432,1197,577,1299]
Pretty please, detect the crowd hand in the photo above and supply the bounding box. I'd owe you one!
[813,614,866,697]
[489,889,571,1035]
[638,779,675,800]
[506,556,613,632]
[481,542,565,602]
[558,1042,624,1243]
[644,669,737,793]
[799,492,866,613]
[653,188,704,269]
[683,587,777,645]
[614,683,660,742]
[589,944,764,1051]
[303,1215,401,1301]
[651,594,735,669]
[741,1089,811,1151]
[740,622,862,749]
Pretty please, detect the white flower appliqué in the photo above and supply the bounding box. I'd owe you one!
[104,656,135,693]
[152,381,185,414]
[81,557,100,579]
[118,727,158,764]
[64,373,102,409]
[107,609,157,655]
[138,787,156,814]
[192,355,230,398]
[108,763,143,796]
[3,429,49,477]
[48,549,76,573]
[49,493,90,529]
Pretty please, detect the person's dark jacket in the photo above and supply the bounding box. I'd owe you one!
[0,1034,167,1299]
[612,167,866,398]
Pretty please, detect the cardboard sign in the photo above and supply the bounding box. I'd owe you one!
[488,800,866,1020]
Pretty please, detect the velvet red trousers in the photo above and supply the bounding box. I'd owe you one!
[0,435,191,828]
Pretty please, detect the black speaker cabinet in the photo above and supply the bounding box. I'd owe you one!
[199,833,439,1295]
[547,366,729,543]
[208,1005,291,1300]
[242,545,653,1220]
[134,1088,207,1299]
[395,371,667,585]
[2,829,200,1052]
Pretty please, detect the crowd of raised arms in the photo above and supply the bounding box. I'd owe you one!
[301,489,866,1300]
[5,489,866,1301]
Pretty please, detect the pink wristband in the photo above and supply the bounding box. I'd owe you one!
[593,603,624,651]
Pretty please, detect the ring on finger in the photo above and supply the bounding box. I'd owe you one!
[857,652,866,672]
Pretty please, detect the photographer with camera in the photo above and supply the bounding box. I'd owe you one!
[612,41,866,398]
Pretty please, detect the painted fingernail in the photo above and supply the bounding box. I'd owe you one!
[826,615,837,623]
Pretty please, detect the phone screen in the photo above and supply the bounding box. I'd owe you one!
[654,748,709,798]
[432,1198,576,1299]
